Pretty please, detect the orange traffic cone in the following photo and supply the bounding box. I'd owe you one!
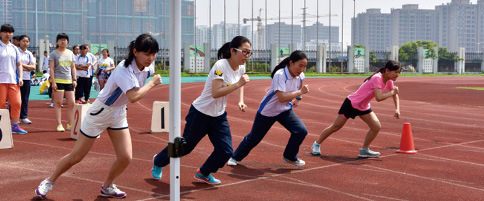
[397,123,417,154]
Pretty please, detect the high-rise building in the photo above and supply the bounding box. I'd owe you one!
[211,22,252,50]
[435,0,483,52]
[353,8,392,51]
[0,0,194,48]
[391,4,435,48]
[354,0,484,52]
[266,22,301,48]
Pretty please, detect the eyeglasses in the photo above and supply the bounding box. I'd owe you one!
[234,48,252,57]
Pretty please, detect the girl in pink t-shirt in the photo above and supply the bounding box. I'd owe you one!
[312,60,401,158]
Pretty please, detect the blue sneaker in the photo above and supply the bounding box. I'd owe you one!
[12,125,28,134]
[194,168,221,185]
[151,154,162,180]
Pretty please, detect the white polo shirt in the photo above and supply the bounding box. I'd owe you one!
[192,59,245,117]
[96,59,153,108]
[0,41,20,84]
[75,54,91,78]
[257,67,305,117]
[19,48,35,80]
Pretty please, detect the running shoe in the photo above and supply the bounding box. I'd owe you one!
[20,118,32,124]
[359,148,380,158]
[227,158,237,166]
[56,125,65,132]
[194,168,221,185]
[311,141,321,156]
[49,102,54,108]
[66,124,72,131]
[12,125,28,134]
[100,184,126,198]
[151,154,162,180]
[282,157,306,166]
[35,179,54,199]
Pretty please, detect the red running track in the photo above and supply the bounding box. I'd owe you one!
[1,76,483,200]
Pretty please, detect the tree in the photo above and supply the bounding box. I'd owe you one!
[399,40,456,62]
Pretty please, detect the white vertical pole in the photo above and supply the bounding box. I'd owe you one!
[169,0,181,200]
[35,0,38,50]
[341,0,344,73]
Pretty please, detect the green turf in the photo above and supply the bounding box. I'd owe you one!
[457,87,484,91]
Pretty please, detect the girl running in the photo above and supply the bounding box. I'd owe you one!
[311,60,401,158]
[35,33,162,199]
[152,36,251,185]
[228,50,309,167]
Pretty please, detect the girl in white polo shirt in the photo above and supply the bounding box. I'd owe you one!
[228,50,309,167]
[0,24,27,134]
[152,36,251,185]
[18,35,36,125]
[311,60,401,158]
[35,33,162,199]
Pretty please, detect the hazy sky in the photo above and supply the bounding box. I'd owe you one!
[195,0,477,46]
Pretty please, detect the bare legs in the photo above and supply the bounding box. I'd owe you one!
[47,129,132,187]
[316,112,381,149]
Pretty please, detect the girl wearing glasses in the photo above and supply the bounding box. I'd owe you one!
[152,36,251,185]
[227,50,309,167]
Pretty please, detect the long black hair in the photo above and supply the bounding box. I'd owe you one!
[217,36,251,59]
[271,50,308,78]
[364,60,401,82]
[124,33,159,67]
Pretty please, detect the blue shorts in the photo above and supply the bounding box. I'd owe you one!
[338,98,372,119]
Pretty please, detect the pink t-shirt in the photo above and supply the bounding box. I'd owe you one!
[347,72,393,111]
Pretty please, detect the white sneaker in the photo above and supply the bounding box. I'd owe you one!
[311,141,321,156]
[35,179,54,199]
[49,102,54,108]
[20,118,32,124]
[227,158,237,166]
[100,184,126,198]
[359,148,381,158]
[283,157,305,166]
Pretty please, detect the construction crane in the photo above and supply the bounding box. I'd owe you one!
[243,8,337,49]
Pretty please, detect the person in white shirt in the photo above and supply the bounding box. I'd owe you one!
[96,48,115,90]
[228,51,309,167]
[152,36,251,185]
[35,33,162,199]
[74,44,94,104]
[0,24,27,134]
[42,51,49,73]
[18,35,36,124]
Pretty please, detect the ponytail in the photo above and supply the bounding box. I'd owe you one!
[217,42,231,59]
[271,50,307,78]
[124,40,136,67]
[271,57,290,78]
[217,36,251,60]
[364,60,401,82]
